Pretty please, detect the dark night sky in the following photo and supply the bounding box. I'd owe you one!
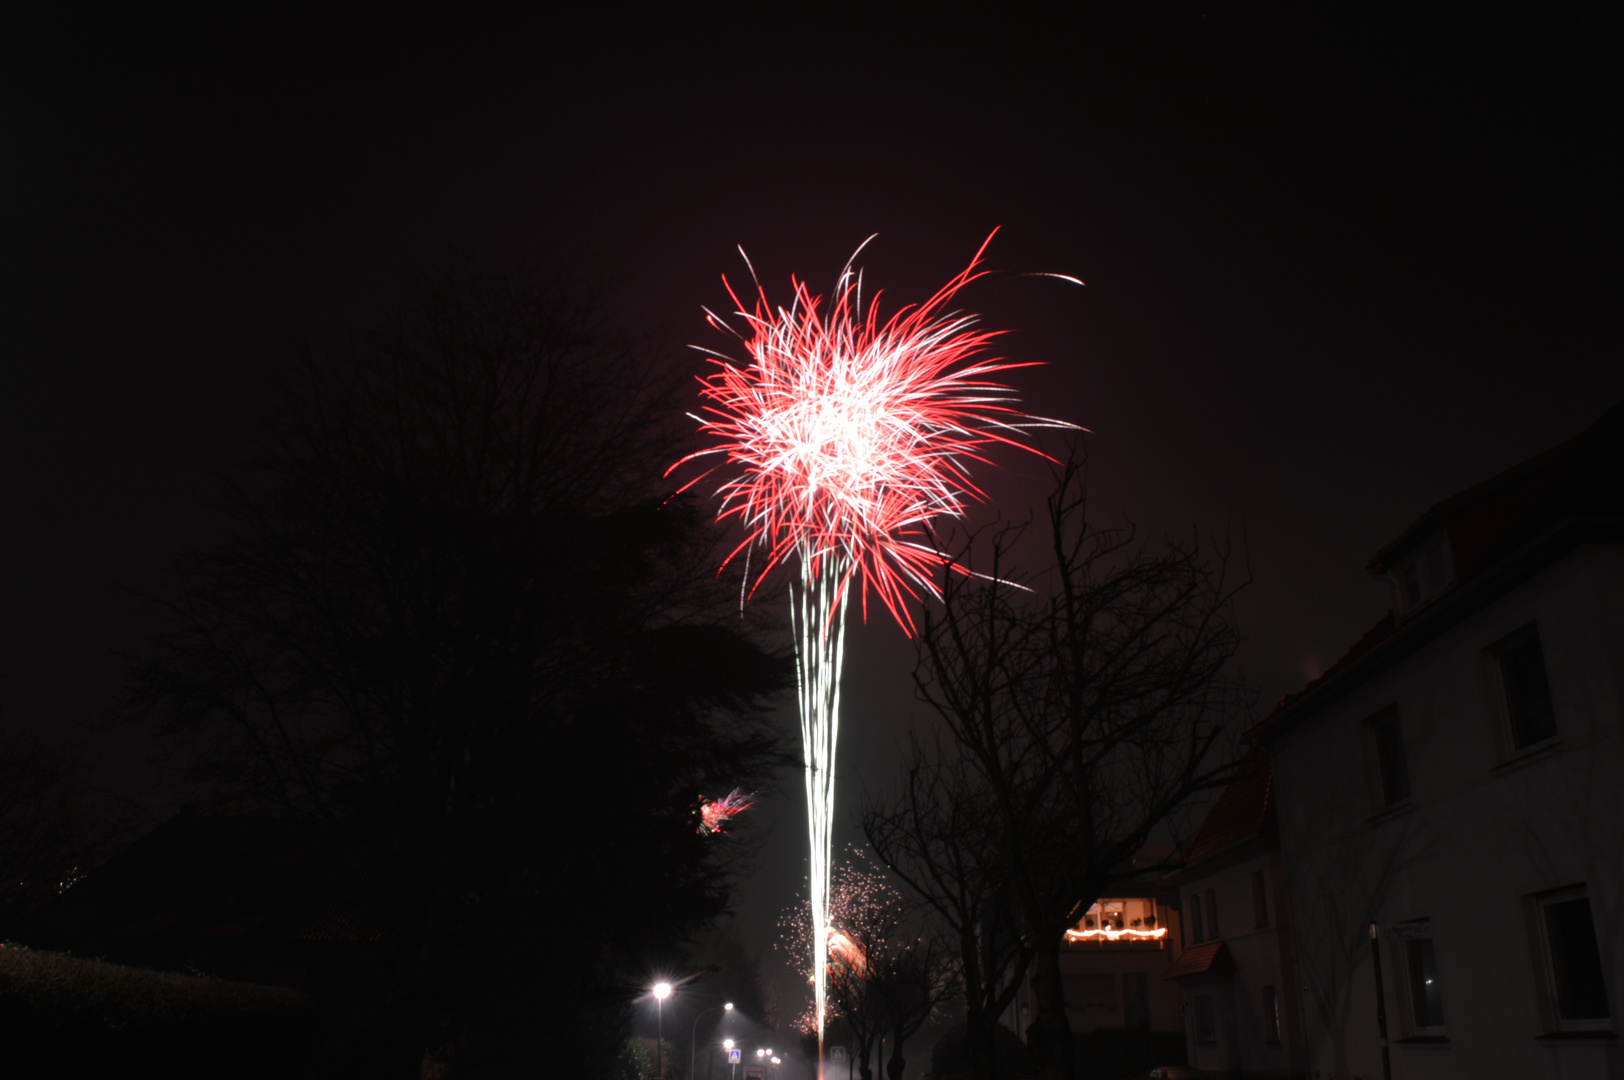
[4,9,1617,1023]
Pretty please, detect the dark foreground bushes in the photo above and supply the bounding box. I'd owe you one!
[0,945,311,1078]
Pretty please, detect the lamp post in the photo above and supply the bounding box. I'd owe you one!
[653,982,673,1079]
[690,1002,734,1080]
[723,1039,736,1080]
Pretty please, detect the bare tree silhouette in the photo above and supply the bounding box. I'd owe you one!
[869,455,1253,1080]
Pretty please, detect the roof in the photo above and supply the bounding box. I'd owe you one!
[1376,398,1624,579]
[1183,751,1274,867]
[1258,399,1624,743]
[1162,941,1233,980]
[24,811,383,944]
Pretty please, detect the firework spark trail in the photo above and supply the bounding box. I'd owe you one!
[674,233,1071,1062]
[826,928,866,976]
[698,788,756,835]
[793,553,849,1044]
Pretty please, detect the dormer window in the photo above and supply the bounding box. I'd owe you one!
[1394,535,1453,616]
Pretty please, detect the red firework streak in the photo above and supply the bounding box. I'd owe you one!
[672,232,1075,1061]
[825,928,867,978]
[671,230,1074,632]
[698,788,755,835]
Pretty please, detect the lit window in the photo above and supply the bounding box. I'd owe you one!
[1494,626,1558,751]
[1368,708,1411,806]
[1535,889,1612,1030]
[1064,897,1167,943]
[1252,870,1269,929]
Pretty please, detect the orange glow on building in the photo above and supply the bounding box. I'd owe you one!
[1064,898,1168,943]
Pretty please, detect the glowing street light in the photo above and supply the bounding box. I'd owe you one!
[652,982,673,1079]
[691,1001,735,1080]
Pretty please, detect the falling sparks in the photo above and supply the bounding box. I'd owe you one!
[777,848,906,1022]
[677,233,1072,1051]
[697,788,756,835]
[672,230,1069,630]
[826,928,867,976]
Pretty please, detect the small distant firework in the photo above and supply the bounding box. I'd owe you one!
[698,788,756,835]
[777,848,904,1001]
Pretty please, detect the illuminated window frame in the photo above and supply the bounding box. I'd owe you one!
[1064,897,1168,944]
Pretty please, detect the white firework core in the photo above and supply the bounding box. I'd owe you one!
[793,551,850,1052]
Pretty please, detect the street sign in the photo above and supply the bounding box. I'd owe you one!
[728,1049,742,1064]
[831,1046,848,1062]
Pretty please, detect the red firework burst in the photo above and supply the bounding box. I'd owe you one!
[697,788,756,835]
[671,231,1071,631]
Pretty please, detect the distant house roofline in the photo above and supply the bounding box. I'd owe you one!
[1255,400,1624,747]
[1367,432,1586,576]
[1175,751,1274,875]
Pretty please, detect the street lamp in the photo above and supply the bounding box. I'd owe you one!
[652,982,673,1079]
[690,1002,734,1080]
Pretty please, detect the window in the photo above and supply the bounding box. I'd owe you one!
[1252,870,1270,928]
[1193,995,1217,1043]
[1204,889,1220,941]
[1262,985,1281,1044]
[1368,708,1411,806]
[1396,538,1451,614]
[1063,973,1118,1011]
[1124,972,1151,1030]
[1187,893,1204,944]
[1494,626,1558,750]
[1536,889,1612,1029]
[1396,919,1444,1032]
[1066,897,1165,943]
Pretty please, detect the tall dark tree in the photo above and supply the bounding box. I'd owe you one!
[872,926,955,1080]
[864,732,1029,1080]
[869,455,1252,1080]
[122,268,790,1078]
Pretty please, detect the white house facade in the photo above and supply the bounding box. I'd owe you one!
[1166,753,1307,1079]
[1255,403,1624,1079]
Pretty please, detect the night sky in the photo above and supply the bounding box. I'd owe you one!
[5,9,1617,1026]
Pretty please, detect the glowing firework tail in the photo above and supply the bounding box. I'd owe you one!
[673,232,1071,1059]
[826,928,867,976]
[698,788,756,835]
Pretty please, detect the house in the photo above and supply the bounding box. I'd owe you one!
[1006,876,1189,1078]
[1165,751,1305,1079]
[1253,401,1623,1079]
